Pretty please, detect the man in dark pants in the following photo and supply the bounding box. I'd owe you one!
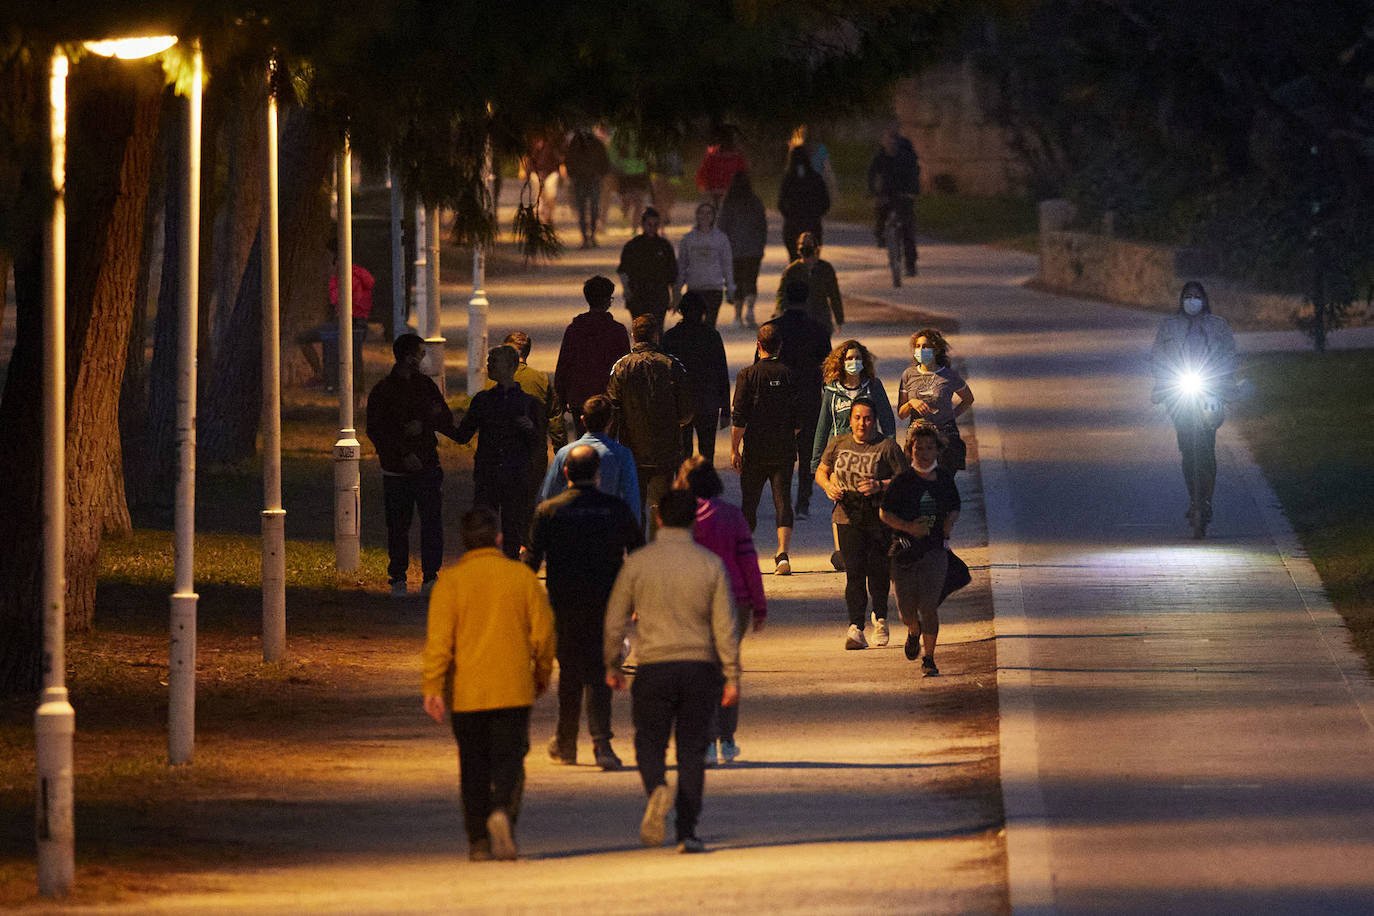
[730,322,801,576]
[606,314,694,533]
[662,291,730,463]
[763,280,832,520]
[455,345,543,558]
[365,333,459,598]
[616,207,678,322]
[422,508,555,862]
[526,445,644,771]
[604,490,740,854]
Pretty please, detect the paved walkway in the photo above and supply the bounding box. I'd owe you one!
[947,250,1374,914]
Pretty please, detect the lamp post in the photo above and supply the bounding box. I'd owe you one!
[168,38,203,766]
[388,159,406,339]
[467,140,492,395]
[333,138,361,573]
[422,202,445,394]
[37,34,179,896]
[260,60,285,660]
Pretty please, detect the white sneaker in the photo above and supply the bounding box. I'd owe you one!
[872,614,890,647]
[844,624,867,650]
[389,579,407,598]
[640,784,673,847]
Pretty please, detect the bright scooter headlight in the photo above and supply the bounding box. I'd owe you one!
[1176,370,1204,398]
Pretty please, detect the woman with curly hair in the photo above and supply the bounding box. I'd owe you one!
[897,328,974,475]
[811,339,895,572]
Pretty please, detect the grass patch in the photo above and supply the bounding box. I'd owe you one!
[1233,349,1374,675]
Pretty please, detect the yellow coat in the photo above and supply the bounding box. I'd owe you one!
[421,547,556,712]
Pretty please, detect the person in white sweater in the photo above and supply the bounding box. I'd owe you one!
[676,202,735,329]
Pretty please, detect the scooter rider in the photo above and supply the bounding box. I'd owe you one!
[1150,281,1237,535]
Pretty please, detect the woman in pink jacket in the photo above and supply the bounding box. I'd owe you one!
[675,456,765,765]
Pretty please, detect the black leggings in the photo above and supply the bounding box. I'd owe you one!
[681,411,720,463]
[836,523,890,627]
[740,461,795,531]
[1175,419,1217,508]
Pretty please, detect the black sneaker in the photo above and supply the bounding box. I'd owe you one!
[904,631,920,661]
[593,741,622,771]
[547,737,576,765]
[921,655,939,677]
[677,835,705,854]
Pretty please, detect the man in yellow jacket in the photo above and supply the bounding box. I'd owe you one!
[422,507,556,862]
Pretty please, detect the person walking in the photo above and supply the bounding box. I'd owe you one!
[604,489,741,854]
[676,202,735,328]
[717,171,767,328]
[867,124,921,278]
[365,333,459,598]
[774,232,844,334]
[539,395,642,524]
[488,331,567,544]
[606,315,694,531]
[880,423,960,677]
[815,398,908,650]
[522,129,564,225]
[764,280,832,519]
[695,128,749,210]
[421,507,555,862]
[812,339,897,571]
[675,457,764,767]
[526,445,644,770]
[608,127,651,229]
[662,292,731,463]
[777,144,830,262]
[897,328,974,475]
[1149,280,1238,535]
[564,126,611,249]
[554,275,631,439]
[454,345,543,559]
[616,207,679,324]
[730,322,801,576]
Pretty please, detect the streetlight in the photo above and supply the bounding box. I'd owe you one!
[261,59,286,660]
[334,137,361,573]
[37,35,180,897]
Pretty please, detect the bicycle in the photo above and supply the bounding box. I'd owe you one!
[878,194,914,288]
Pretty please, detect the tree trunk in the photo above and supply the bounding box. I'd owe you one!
[278,106,338,385]
[61,62,161,628]
[0,57,160,694]
[199,233,264,462]
[210,83,265,363]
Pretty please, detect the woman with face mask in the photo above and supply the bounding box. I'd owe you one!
[897,328,974,474]
[1149,281,1238,536]
[811,340,896,572]
[879,422,960,677]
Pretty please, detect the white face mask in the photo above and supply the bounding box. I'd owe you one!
[1182,296,1204,316]
[916,348,936,367]
[843,359,861,375]
[914,460,938,474]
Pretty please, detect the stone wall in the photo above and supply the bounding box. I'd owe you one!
[894,63,1024,197]
[1036,200,1371,328]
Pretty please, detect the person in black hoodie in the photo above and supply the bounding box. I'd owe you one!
[777,144,830,262]
[662,292,731,463]
[365,334,460,597]
[761,281,831,519]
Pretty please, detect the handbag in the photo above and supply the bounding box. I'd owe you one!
[939,550,971,602]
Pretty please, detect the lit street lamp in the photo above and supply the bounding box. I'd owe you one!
[37,34,181,897]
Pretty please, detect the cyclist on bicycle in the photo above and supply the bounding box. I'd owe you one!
[867,125,921,279]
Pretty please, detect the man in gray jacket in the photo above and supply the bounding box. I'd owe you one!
[604,490,741,854]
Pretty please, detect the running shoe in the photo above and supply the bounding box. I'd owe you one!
[921,655,940,677]
[904,631,920,661]
[677,836,705,853]
[593,741,622,772]
[719,738,740,763]
[774,552,791,576]
[844,624,867,650]
[547,737,576,765]
[704,741,718,767]
[640,784,673,847]
[872,614,890,647]
[486,809,517,860]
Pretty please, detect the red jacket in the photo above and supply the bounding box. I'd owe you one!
[553,309,631,413]
[695,146,748,195]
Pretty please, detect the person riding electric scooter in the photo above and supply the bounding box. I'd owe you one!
[1150,281,1239,538]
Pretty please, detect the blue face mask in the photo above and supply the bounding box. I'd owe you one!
[916,348,936,367]
[843,359,861,375]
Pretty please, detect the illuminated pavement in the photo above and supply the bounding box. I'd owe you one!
[46,200,1374,914]
[950,255,1374,913]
